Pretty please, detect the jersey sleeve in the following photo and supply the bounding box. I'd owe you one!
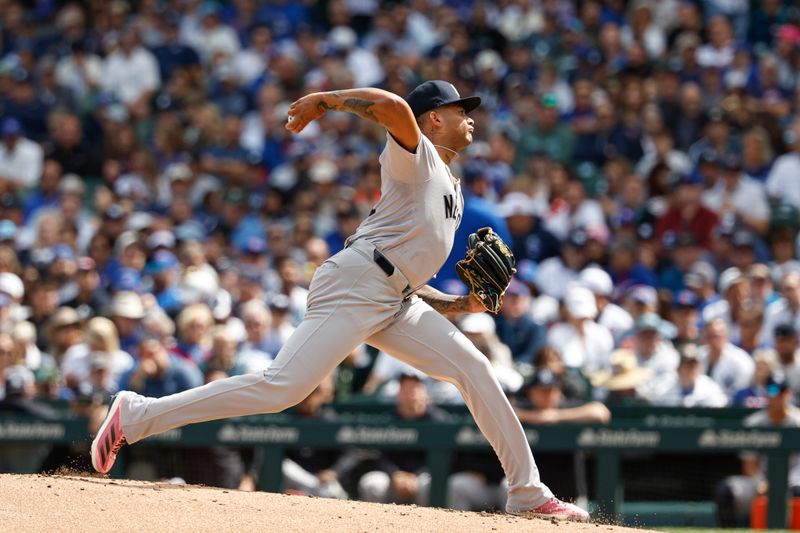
[379,132,438,183]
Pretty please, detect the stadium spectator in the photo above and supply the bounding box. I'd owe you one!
[733,349,782,409]
[358,374,450,506]
[714,375,800,527]
[761,272,800,348]
[591,349,654,406]
[547,284,614,373]
[236,299,276,371]
[171,303,214,365]
[698,319,755,398]
[0,117,44,190]
[282,375,350,499]
[579,266,633,342]
[625,313,680,403]
[657,344,728,407]
[494,279,545,366]
[119,337,203,397]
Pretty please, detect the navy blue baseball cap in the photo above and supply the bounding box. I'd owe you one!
[405,80,481,118]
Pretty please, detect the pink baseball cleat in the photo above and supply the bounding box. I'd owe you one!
[516,498,590,521]
[90,392,130,474]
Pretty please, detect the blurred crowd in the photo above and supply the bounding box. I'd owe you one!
[2,0,800,514]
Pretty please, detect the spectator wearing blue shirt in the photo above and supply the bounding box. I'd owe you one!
[120,338,203,398]
[151,14,201,83]
[22,158,61,222]
[494,279,546,365]
[145,250,182,318]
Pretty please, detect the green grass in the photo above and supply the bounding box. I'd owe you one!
[654,527,790,533]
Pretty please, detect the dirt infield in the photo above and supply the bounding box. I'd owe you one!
[0,474,651,533]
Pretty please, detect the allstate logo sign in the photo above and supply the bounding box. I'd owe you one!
[455,426,539,446]
[577,428,661,448]
[698,429,782,448]
[218,424,300,443]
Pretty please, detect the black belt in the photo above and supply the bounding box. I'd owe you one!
[372,249,412,297]
[372,248,395,276]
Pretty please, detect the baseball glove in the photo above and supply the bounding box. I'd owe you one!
[455,227,516,314]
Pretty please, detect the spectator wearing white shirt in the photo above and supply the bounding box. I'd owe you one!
[760,272,800,348]
[535,229,589,300]
[698,318,755,397]
[703,267,752,344]
[188,3,241,66]
[657,344,728,407]
[695,15,735,69]
[766,119,800,210]
[579,266,633,341]
[55,40,103,105]
[547,285,613,374]
[629,312,680,402]
[544,180,607,241]
[102,27,161,112]
[702,154,770,235]
[231,24,274,86]
[0,118,43,190]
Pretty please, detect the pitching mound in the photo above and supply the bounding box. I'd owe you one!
[0,474,650,532]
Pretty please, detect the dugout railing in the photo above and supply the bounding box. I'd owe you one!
[0,406,797,529]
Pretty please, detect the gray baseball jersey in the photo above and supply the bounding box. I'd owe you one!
[114,132,553,514]
[347,133,463,289]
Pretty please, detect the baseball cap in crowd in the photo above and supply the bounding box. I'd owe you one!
[3,365,34,397]
[747,263,771,282]
[127,212,154,233]
[678,343,701,365]
[57,174,85,196]
[0,219,16,242]
[684,261,716,289]
[405,80,481,118]
[47,306,81,335]
[771,204,800,231]
[165,162,192,182]
[628,284,657,307]
[720,153,742,172]
[579,266,613,297]
[514,259,537,285]
[672,171,703,188]
[460,312,496,335]
[268,293,291,312]
[110,267,142,292]
[146,230,176,250]
[635,312,662,333]
[566,228,588,248]
[111,291,145,319]
[0,272,24,300]
[104,203,126,221]
[241,237,267,255]
[564,284,597,319]
[174,222,207,243]
[774,323,798,338]
[145,250,179,275]
[718,267,744,294]
[52,244,76,262]
[731,229,756,249]
[1,117,22,137]
[497,192,537,218]
[506,278,531,298]
[523,368,562,391]
[590,349,652,391]
[672,289,700,309]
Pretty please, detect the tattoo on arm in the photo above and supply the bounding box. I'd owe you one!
[416,285,474,314]
[317,92,380,124]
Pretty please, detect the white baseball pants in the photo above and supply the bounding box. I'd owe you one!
[120,240,553,512]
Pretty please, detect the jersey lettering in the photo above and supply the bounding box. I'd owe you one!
[443,194,460,222]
